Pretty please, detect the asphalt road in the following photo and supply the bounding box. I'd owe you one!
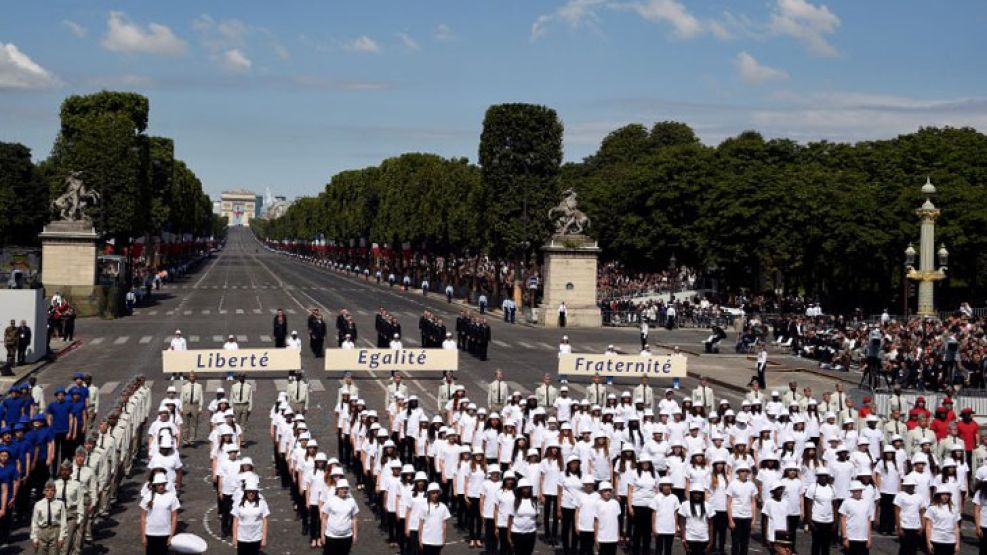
[2,227,978,554]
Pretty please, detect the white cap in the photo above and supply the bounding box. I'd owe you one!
[598,481,613,491]
[581,475,595,485]
[517,478,532,489]
[243,476,260,491]
[902,475,917,486]
[315,453,328,462]
[336,479,350,489]
[158,435,174,449]
[152,474,168,485]
[849,480,864,491]
[427,482,442,493]
[241,457,253,466]
[166,386,177,393]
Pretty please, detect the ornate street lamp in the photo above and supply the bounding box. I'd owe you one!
[904,178,948,317]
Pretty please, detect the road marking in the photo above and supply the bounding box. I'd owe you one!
[184,310,192,315]
[537,342,555,350]
[506,380,530,395]
[149,310,158,315]
[252,309,262,314]
[492,339,510,348]
[356,310,369,316]
[268,309,277,314]
[163,337,172,343]
[236,334,248,342]
[113,336,129,345]
[205,380,225,392]
[517,341,536,349]
[100,381,120,397]
[219,310,228,315]
[139,335,153,344]
[90,337,104,345]
[202,309,211,315]
[310,379,325,392]
[235,309,245,315]
[189,335,200,343]
[286,308,296,314]
[132,310,141,315]
[259,335,272,343]
[167,311,175,315]
[212,335,224,343]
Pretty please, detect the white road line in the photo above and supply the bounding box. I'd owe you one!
[167,311,175,315]
[517,341,536,349]
[537,342,554,350]
[310,379,325,392]
[268,309,277,314]
[492,339,510,348]
[260,335,272,343]
[139,336,153,344]
[149,310,158,315]
[202,309,211,315]
[219,310,228,315]
[212,335,224,343]
[356,310,369,316]
[286,309,296,314]
[113,336,129,345]
[184,310,192,315]
[236,334,248,342]
[90,337,105,345]
[235,309,245,315]
[252,309,262,314]
[506,380,530,395]
[132,310,141,315]
[100,381,120,397]
[163,337,171,343]
[189,335,200,343]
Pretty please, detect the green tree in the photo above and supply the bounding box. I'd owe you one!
[0,142,48,245]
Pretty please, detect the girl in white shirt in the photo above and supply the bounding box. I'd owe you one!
[893,476,926,554]
[479,468,501,554]
[763,482,792,552]
[419,483,451,555]
[923,491,960,555]
[508,479,539,555]
[685,452,710,497]
[322,480,359,555]
[874,446,903,535]
[725,466,757,555]
[666,443,687,500]
[837,482,873,555]
[613,445,637,544]
[628,455,659,555]
[140,475,180,555]
[463,450,487,548]
[678,489,713,555]
[559,457,584,555]
[494,472,517,554]
[232,479,270,554]
[540,444,564,545]
[595,482,622,555]
[651,478,681,555]
[304,454,328,548]
[707,459,730,555]
[932,462,963,518]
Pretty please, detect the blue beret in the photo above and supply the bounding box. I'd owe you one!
[55,387,65,394]
[14,423,25,431]
[17,416,30,424]
[0,426,11,435]
[32,414,45,422]
[19,383,30,390]
[73,372,84,379]
[7,386,17,393]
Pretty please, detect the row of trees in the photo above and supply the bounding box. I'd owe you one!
[258,103,987,311]
[0,91,224,248]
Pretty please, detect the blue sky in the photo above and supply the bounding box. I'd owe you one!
[2,1,986,198]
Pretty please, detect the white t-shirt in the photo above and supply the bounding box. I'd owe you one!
[805,483,836,524]
[726,480,757,519]
[838,497,874,542]
[420,502,452,546]
[677,501,712,541]
[140,491,180,537]
[973,494,987,528]
[232,498,271,542]
[631,471,658,507]
[924,504,960,544]
[576,491,601,532]
[763,498,789,543]
[322,495,359,538]
[495,490,516,527]
[511,499,539,534]
[893,491,926,530]
[650,493,680,534]
[595,498,622,543]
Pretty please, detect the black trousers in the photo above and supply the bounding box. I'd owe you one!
[618,495,629,539]
[219,494,234,536]
[422,546,443,555]
[981,528,987,555]
[484,518,497,554]
[731,518,752,555]
[542,494,558,541]
[324,536,353,555]
[687,540,710,555]
[786,514,800,550]
[931,544,955,555]
[309,505,320,540]
[810,521,833,555]
[712,511,728,554]
[656,534,675,555]
[146,535,170,555]
[632,506,653,555]
[878,493,895,534]
[237,541,261,555]
[845,540,868,555]
[498,527,510,555]
[561,507,577,555]
[467,496,482,540]
[599,543,618,555]
[578,531,595,555]
[898,529,920,555]
[512,532,536,555]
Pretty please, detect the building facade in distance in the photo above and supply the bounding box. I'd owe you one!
[220,190,257,226]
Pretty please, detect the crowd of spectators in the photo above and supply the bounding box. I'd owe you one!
[596,261,697,301]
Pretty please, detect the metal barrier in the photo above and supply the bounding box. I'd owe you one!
[602,311,736,329]
[874,391,987,423]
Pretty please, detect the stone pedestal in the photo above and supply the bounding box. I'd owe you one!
[40,221,99,315]
[540,235,602,328]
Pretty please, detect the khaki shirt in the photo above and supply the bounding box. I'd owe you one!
[535,384,558,409]
[70,463,98,504]
[53,477,85,518]
[633,384,654,408]
[231,382,254,411]
[337,382,360,407]
[96,433,118,471]
[180,382,204,410]
[437,381,457,413]
[487,380,509,409]
[691,386,716,412]
[586,383,609,407]
[286,379,309,410]
[30,498,68,541]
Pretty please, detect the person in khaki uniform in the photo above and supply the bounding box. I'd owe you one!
[52,461,84,555]
[231,373,254,431]
[180,373,204,445]
[31,481,68,555]
[70,447,97,550]
[286,370,309,414]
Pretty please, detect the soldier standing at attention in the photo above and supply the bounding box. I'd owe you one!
[30,480,67,554]
[180,374,203,446]
[307,308,327,358]
[232,374,253,434]
[273,308,289,348]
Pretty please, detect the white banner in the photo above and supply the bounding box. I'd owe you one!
[162,349,301,373]
[324,348,458,372]
[558,353,687,378]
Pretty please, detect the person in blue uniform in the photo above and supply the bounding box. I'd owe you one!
[1,386,23,428]
[13,420,33,522]
[45,388,73,466]
[66,388,88,457]
[30,413,54,490]
[0,445,21,543]
[19,383,37,419]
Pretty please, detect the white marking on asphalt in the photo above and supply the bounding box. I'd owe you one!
[356,310,369,316]
[310,379,325,392]
[149,310,158,315]
[167,311,175,315]
[139,335,153,344]
[235,309,245,314]
[236,334,248,342]
[100,381,120,396]
[202,309,211,315]
[260,335,272,343]
[517,341,536,349]
[132,310,141,315]
[493,339,510,348]
[286,308,296,314]
[90,337,104,345]
[268,309,277,314]
[537,342,554,350]
[252,309,262,314]
[184,310,192,315]
[113,336,129,345]
[219,310,228,315]
[212,335,224,343]
[190,335,200,343]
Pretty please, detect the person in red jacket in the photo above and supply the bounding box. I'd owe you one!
[909,396,931,421]
[858,396,874,419]
[939,397,957,423]
[929,407,950,440]
[956,408,979,468]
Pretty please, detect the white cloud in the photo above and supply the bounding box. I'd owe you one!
[272,43,289,60]
[434,24,455,41]
[346,35,380,53]
[0,43,60,90]
[397,33,420,51]
[62,20,87,38]
[218,49,252,73]
[768,0,840,57]
[102,11,187,55]
[735,51,788,84]
[627,0,703,39]
[707,20,731,40]
[532,0,607,40]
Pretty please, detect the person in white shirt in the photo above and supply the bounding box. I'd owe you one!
[419,483,451,554]
[838,481,874,555]
[726,465,757,555]
[678,489,713,555]
[390,333,404,350]
[558,336,572,357]
[594,482,622,555]
[509,478,539,555]
[286,330,303,350]
[894,476,926,554]
[805,468,836,555]
[322,479,358,555]
[763,482,792,550]
[232,476,270,553]
[341,334,355,349]
[923,491,960,555]
[222,335,239,381]
[168,330,187,351]
[441,332,457,350]
[755,346,768,389]
[628,455,659,555]
[651,478,681,555]
[574,475,599,553]
[139,474,180,553]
